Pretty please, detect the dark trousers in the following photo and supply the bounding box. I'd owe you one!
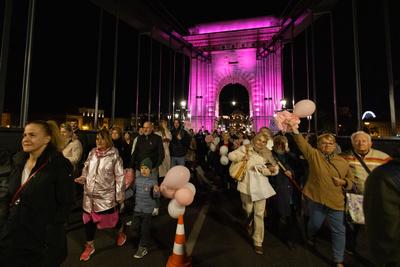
[84,208,123,241]
[279,209,301,243]
[346,222,361,251]
[132,212,153,248]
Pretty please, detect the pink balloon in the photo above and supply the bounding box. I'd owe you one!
[183,182,196,194]
[293,99,316,118]
[174,187,195,206]
[163,166,190,189]
[160,183,176,199]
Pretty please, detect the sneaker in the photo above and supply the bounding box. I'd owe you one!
[254,245,264,255]
[152,208,159,216]
[116,232,127,247]
[125,220,132,226]
[79,244,95,261]
[133,246,148,259]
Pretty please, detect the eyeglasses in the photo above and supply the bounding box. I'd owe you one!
[320,142,335,146]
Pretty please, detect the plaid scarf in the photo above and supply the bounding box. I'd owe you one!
[95,147,110,158]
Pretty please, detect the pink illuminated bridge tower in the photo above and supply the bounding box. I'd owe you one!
[184,16,284,132]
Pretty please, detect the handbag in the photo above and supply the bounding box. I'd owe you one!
[229,145,249,182]
[248,165,276,201]
[345,150,371,224]
[323,156,364,224]
[345,192,365,224]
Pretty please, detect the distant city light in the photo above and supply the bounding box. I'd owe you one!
[280,99,287,109]
[362,111,376,120]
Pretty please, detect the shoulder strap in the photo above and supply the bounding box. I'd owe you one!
[352,150,371,174]
[244,144,250,155]
[10,160,49,206]
[272,153,303,193]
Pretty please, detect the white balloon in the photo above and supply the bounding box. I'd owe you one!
[213,137,220,145]
[219,145,228,155]
[210,143,216,152]
[293,99,316,118]
[220,155,229,165]
[168,199,186,219]
[184,182,196,195]
[243,139,250,145]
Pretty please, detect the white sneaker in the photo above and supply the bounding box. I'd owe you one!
[152,208,159,216]
[125,220,132,226]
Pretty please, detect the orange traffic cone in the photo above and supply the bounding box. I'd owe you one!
[166,215,192,267]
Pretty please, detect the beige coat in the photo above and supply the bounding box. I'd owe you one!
[81,147,125,213]
[155,130,172,177]
[293,134,353,211]
[62,138,82,172]
[228,145,279,196]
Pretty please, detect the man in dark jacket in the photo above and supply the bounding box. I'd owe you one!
[130,121,164,179]
[170,119,191,167]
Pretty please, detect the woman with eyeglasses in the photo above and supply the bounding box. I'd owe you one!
[289,121,354,267]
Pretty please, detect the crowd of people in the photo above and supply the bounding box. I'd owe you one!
[0,118,398,267]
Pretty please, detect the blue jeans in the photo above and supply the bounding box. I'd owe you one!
[307,199,346,263]
[171,156,186,167]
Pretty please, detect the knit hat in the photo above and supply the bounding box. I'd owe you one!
[140,158,152,169]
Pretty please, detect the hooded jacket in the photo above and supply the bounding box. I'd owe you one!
[81,147,125,213]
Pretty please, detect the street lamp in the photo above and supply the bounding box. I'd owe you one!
[232,100,237,106]
[280,99,287,110]
[307,115,312,133]
[180,100,186,108]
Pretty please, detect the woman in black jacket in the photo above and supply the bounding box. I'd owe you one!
[0,120,74,267]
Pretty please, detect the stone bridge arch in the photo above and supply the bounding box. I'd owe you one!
[214,70,254,117]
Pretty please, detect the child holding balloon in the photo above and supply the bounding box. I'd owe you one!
[131,158,160,259]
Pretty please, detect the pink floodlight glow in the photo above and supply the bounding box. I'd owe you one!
[187,18,284,132]
[190,16,280,35]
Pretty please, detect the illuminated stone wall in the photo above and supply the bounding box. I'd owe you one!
[185,17,283,131]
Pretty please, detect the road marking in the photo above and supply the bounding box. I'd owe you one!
[186,203,209,256]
